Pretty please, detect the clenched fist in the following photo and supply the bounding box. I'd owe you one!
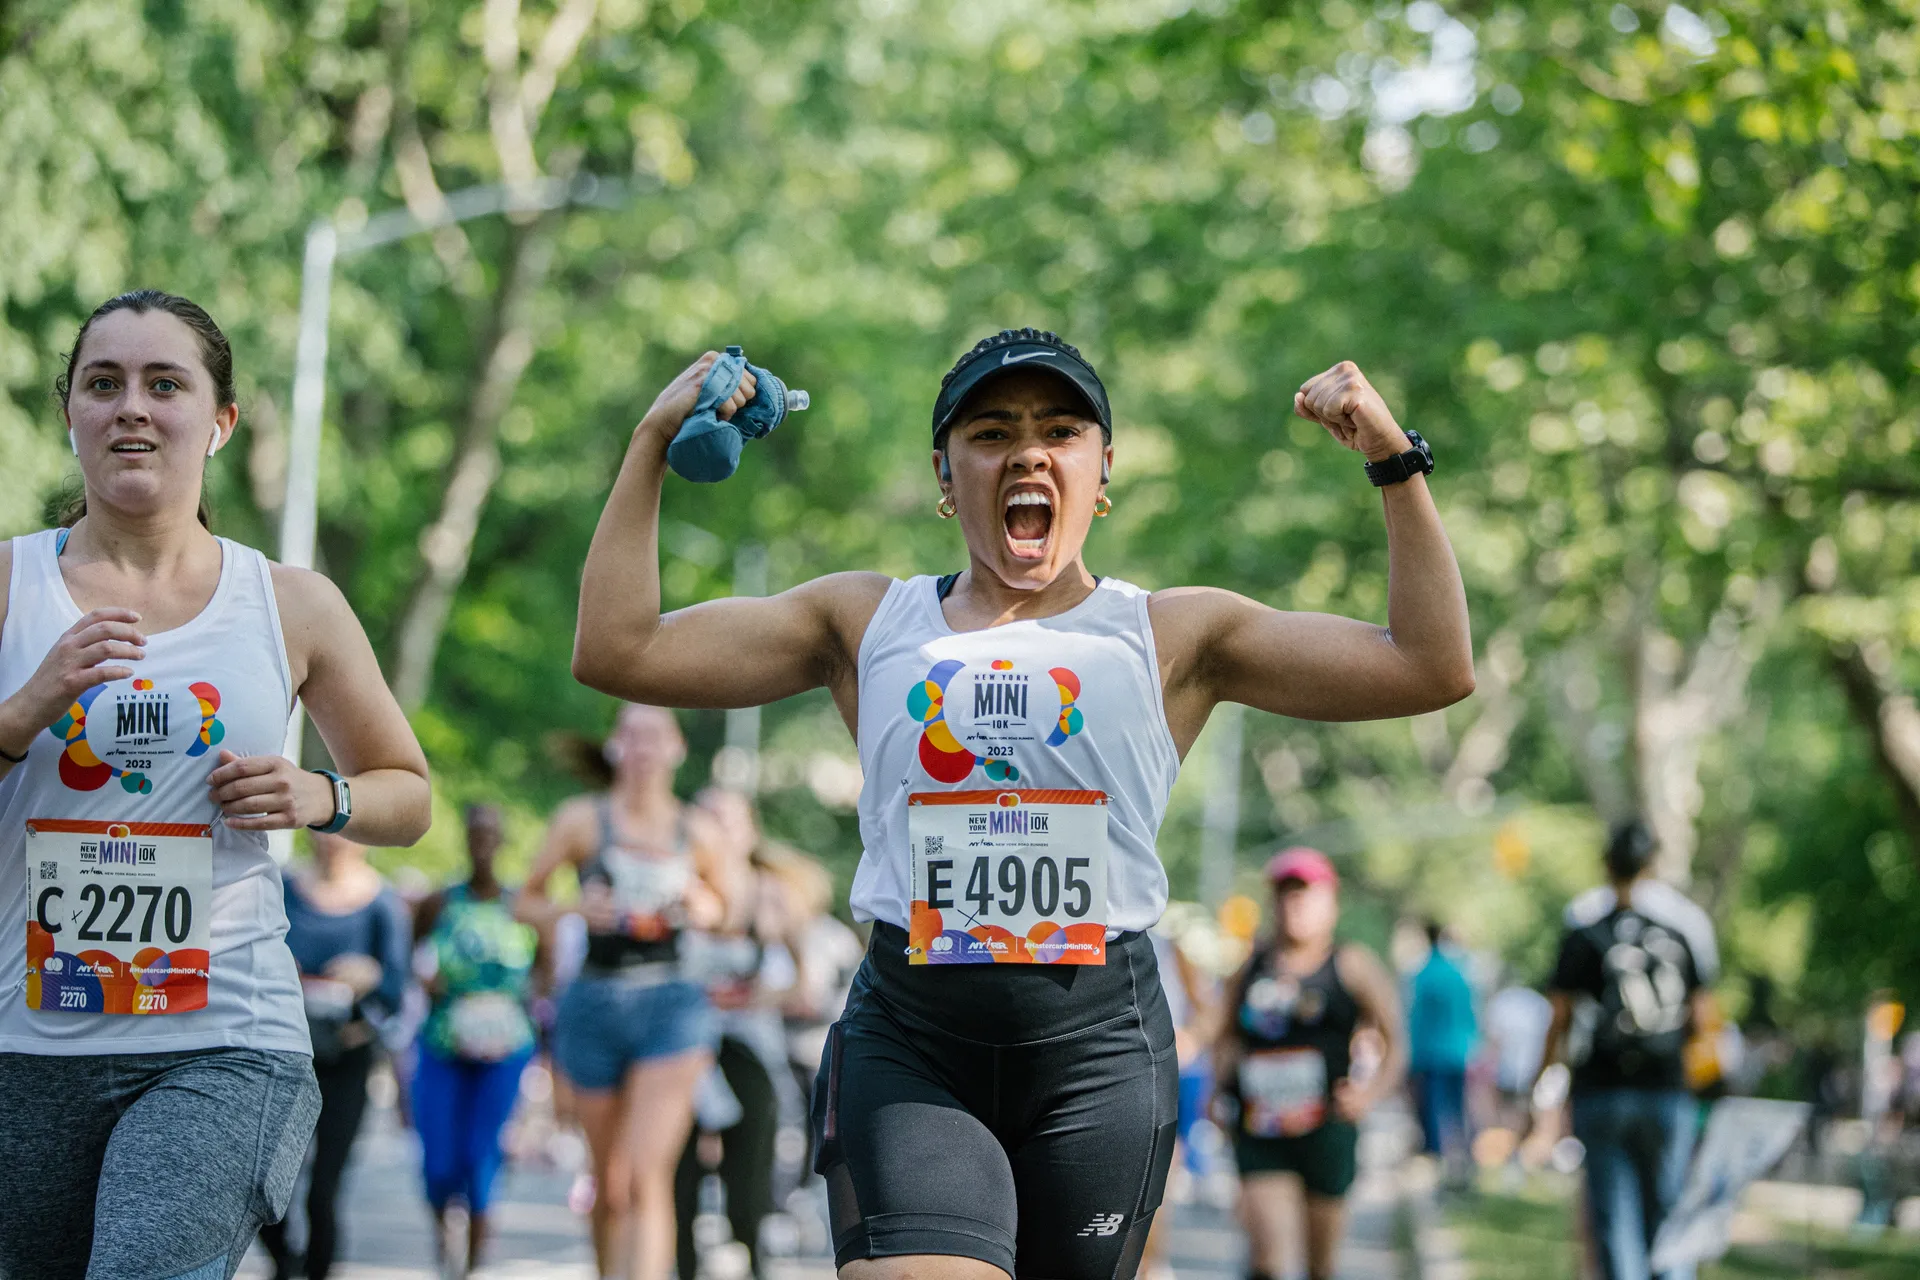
[636,351,758,451]
[1294,361,1412,464]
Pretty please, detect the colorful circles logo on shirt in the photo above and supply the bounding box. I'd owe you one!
[1046,666,1084,747]
[49,679,224,794]
[907,658,1086,783]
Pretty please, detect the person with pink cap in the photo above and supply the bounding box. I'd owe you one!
[1214,847,1405,1280]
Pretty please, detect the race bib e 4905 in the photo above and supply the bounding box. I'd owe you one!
[907,789,1108,965]
[25,819,212,1015]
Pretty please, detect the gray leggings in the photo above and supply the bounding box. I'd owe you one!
[0,1047,321,1280]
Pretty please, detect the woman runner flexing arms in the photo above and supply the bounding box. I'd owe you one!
[574,329,1473,1280]
[0,291,432,1280]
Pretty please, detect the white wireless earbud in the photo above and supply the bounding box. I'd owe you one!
[206,430,221,458]
[69,429,79,457]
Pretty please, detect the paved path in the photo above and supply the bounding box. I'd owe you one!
[239,1084,1410,1280]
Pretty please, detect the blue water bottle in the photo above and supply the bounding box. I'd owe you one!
[666,345,810,483]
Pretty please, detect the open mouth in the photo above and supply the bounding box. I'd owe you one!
[1003,489,1053,560]
[109,440,157,455]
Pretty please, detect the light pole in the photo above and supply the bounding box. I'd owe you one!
[271,175,636,853]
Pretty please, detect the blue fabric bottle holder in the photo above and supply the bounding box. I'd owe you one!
[666,345,808,482]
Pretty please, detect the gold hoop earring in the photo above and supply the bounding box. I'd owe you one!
[937,493,957,519]
[1093,494,1113,517]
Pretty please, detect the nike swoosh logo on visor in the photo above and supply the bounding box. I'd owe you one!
[1001,350,1051,365]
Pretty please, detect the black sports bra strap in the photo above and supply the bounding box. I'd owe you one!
[594,796,615,856]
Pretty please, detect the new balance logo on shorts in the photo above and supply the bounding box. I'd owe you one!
[1076,1213,1126,1238]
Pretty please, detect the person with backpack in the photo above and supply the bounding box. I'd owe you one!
[1537,820,1720,1280]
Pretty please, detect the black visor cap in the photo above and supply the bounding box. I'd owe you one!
[932,343,1113,440]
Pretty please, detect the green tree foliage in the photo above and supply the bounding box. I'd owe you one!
[4,0,1917,1020]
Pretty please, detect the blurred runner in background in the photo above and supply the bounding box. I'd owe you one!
[772,844,862,1176]
[411,803,540,1277]
[1216,849,1406,1280]
[1407,919,1477,1185]
[675,788,808,1280]
[263,832,412,1280]
[1537,819,1719,1280]
[1483,979,1553,1151]
[518,704,732,1280]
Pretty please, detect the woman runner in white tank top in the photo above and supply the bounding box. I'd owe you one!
[573,329,1475,1280]
[0,291,432,1280]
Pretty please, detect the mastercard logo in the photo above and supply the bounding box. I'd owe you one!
[991,660,1013,670]
[107,824,132,839]
[997,793,1020,808]
[132,679,153,691]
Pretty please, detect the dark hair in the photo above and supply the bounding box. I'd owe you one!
[1603,819,1656,881]
[933,327,1108,453]
[548,730,616,790]
[54,290,235,529]
[1424,919,1445,946]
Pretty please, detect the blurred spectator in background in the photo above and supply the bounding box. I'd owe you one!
[675,788,809,1280]
[1407,919,1477,1185]
[1484,980,1553,1139]
[773,842,862,1169]
[1539,820,1718,1280]
[263,832,412,1280]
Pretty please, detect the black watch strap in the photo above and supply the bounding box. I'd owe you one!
[1363,430,1434,487]
[307,769,352,834]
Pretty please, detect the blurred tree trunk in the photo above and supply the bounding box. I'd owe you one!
[1831,647,1920,872]
[390,218,556,710]
[1438,628,1527,809]
[1545,646,1636,826]
[383,0,598,709]
[1631,584,1780,884]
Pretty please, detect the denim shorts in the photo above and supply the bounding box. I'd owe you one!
[553,972,715,1091]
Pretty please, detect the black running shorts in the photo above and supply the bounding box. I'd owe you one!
[811,923,1179,1280]
[1233,1120,1359,1199]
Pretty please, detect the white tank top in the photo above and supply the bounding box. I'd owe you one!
[0,529,309,1055]
[852,575,1181,933]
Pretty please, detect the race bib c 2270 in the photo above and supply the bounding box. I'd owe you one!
[907,789,1108,965]
[25,819,213,1015]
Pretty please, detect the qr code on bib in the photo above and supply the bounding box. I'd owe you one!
[38,861,56,880]
[924,836,944,856]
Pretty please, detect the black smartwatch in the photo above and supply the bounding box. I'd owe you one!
[307,769,352,834]
[1363,430,1435,486]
